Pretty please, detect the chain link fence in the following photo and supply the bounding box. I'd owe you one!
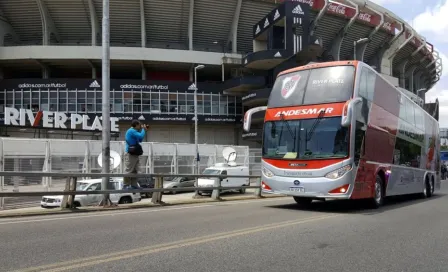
[0,138,261,210]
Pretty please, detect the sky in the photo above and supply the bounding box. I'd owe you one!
[370,0,448,127]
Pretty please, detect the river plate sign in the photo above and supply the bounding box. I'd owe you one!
[3,107,120,132]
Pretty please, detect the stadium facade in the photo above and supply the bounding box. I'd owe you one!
[0,0,442,147]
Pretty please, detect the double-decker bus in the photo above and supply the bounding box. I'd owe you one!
[244,61,440,208]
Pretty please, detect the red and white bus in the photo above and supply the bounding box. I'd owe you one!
[244,61,440,208]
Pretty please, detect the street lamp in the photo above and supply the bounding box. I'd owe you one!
[193,64,204,197]
[353,38,369,61]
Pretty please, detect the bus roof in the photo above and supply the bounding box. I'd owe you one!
[278,60,359,77]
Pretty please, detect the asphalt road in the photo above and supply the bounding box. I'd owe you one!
[1,183,448,272]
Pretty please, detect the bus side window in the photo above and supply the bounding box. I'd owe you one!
[358,68,368,98]
[365,69,375,101]
[354,121,366,165]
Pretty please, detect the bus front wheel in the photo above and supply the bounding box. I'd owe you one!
[421,176,433,198]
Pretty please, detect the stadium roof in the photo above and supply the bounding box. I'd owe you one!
[0,0,442,91]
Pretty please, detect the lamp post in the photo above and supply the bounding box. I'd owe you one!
[192,64,204,197]
[100,0,111,206]
[353,38,369,61]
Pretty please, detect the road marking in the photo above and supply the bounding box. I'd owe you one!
[0,197,288,225]
[10,214,341,272]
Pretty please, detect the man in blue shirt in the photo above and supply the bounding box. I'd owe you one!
[124,120,147,188]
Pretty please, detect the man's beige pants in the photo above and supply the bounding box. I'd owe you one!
[124,153,139,187]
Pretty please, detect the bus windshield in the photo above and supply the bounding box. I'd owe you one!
[268,65,355,108]
[262,117,349,160]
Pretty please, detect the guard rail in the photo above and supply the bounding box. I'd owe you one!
[0,172,264,209]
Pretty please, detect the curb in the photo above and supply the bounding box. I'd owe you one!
[0,194,287,219]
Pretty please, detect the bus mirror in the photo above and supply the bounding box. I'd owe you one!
[341,98,362,127]
[243,106,267,132]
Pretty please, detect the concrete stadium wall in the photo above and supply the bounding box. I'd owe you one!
[0,46,243,66]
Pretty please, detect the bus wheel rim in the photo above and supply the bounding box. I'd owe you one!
[375,182,381,203]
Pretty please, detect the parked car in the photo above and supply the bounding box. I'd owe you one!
[163,176,195,194]
[40,178,141,208]
[198,164,249,195]
[138,176,155,198]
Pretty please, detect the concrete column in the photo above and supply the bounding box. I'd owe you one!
[331,5,359,61]
[228,0,242,53]
[188,0,194,50]
[140,0,146,47]
[87,0,100,45]
[379,23,410,76]
[36,0,61,45]
[396,60,408,88]
[405,65,417,93]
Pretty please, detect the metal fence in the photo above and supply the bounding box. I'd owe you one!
[0,172,263,210]
[0,138,259,209]
[249,148,262,176]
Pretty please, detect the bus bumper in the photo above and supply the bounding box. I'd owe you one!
[261,174,354,199]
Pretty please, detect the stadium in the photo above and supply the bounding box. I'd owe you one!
[0,0,443,148]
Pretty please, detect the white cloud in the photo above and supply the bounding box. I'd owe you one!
[369,0,401,4]
[412,0,448,43]
[426,86,448,103]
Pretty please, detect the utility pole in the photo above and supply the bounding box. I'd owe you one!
[100,0,112,206]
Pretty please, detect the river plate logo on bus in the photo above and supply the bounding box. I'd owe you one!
[281,74,301,99]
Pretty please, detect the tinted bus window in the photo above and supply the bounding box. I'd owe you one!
[268,65,355,108]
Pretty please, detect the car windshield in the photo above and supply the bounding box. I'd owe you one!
[202,169,221,175]
[76,182,90,191]
[268,65,355,108]
[262,116,349,160]
[170,177,182,182]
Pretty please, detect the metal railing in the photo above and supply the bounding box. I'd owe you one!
[0,138,261,210]
[0,172,263,210]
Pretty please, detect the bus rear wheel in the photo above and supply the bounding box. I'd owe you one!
[369,175,384,209]
[293,196,312,206]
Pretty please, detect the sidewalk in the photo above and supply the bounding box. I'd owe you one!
[0,189,285,218]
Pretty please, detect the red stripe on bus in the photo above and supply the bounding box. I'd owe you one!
[264,102,346,122]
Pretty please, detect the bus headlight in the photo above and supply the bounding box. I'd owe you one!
[325,165,352,180]
[262,167,275,178]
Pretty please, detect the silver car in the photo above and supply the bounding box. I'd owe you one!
[163,177,195,194]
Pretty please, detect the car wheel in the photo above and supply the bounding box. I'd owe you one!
[65,201,81,209]
[172,187,177,194]
[119,196,132,204]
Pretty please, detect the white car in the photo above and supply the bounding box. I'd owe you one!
[198,164,250,195]
[40,178,141,208]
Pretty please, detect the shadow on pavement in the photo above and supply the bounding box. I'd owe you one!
[265,193,446,215]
